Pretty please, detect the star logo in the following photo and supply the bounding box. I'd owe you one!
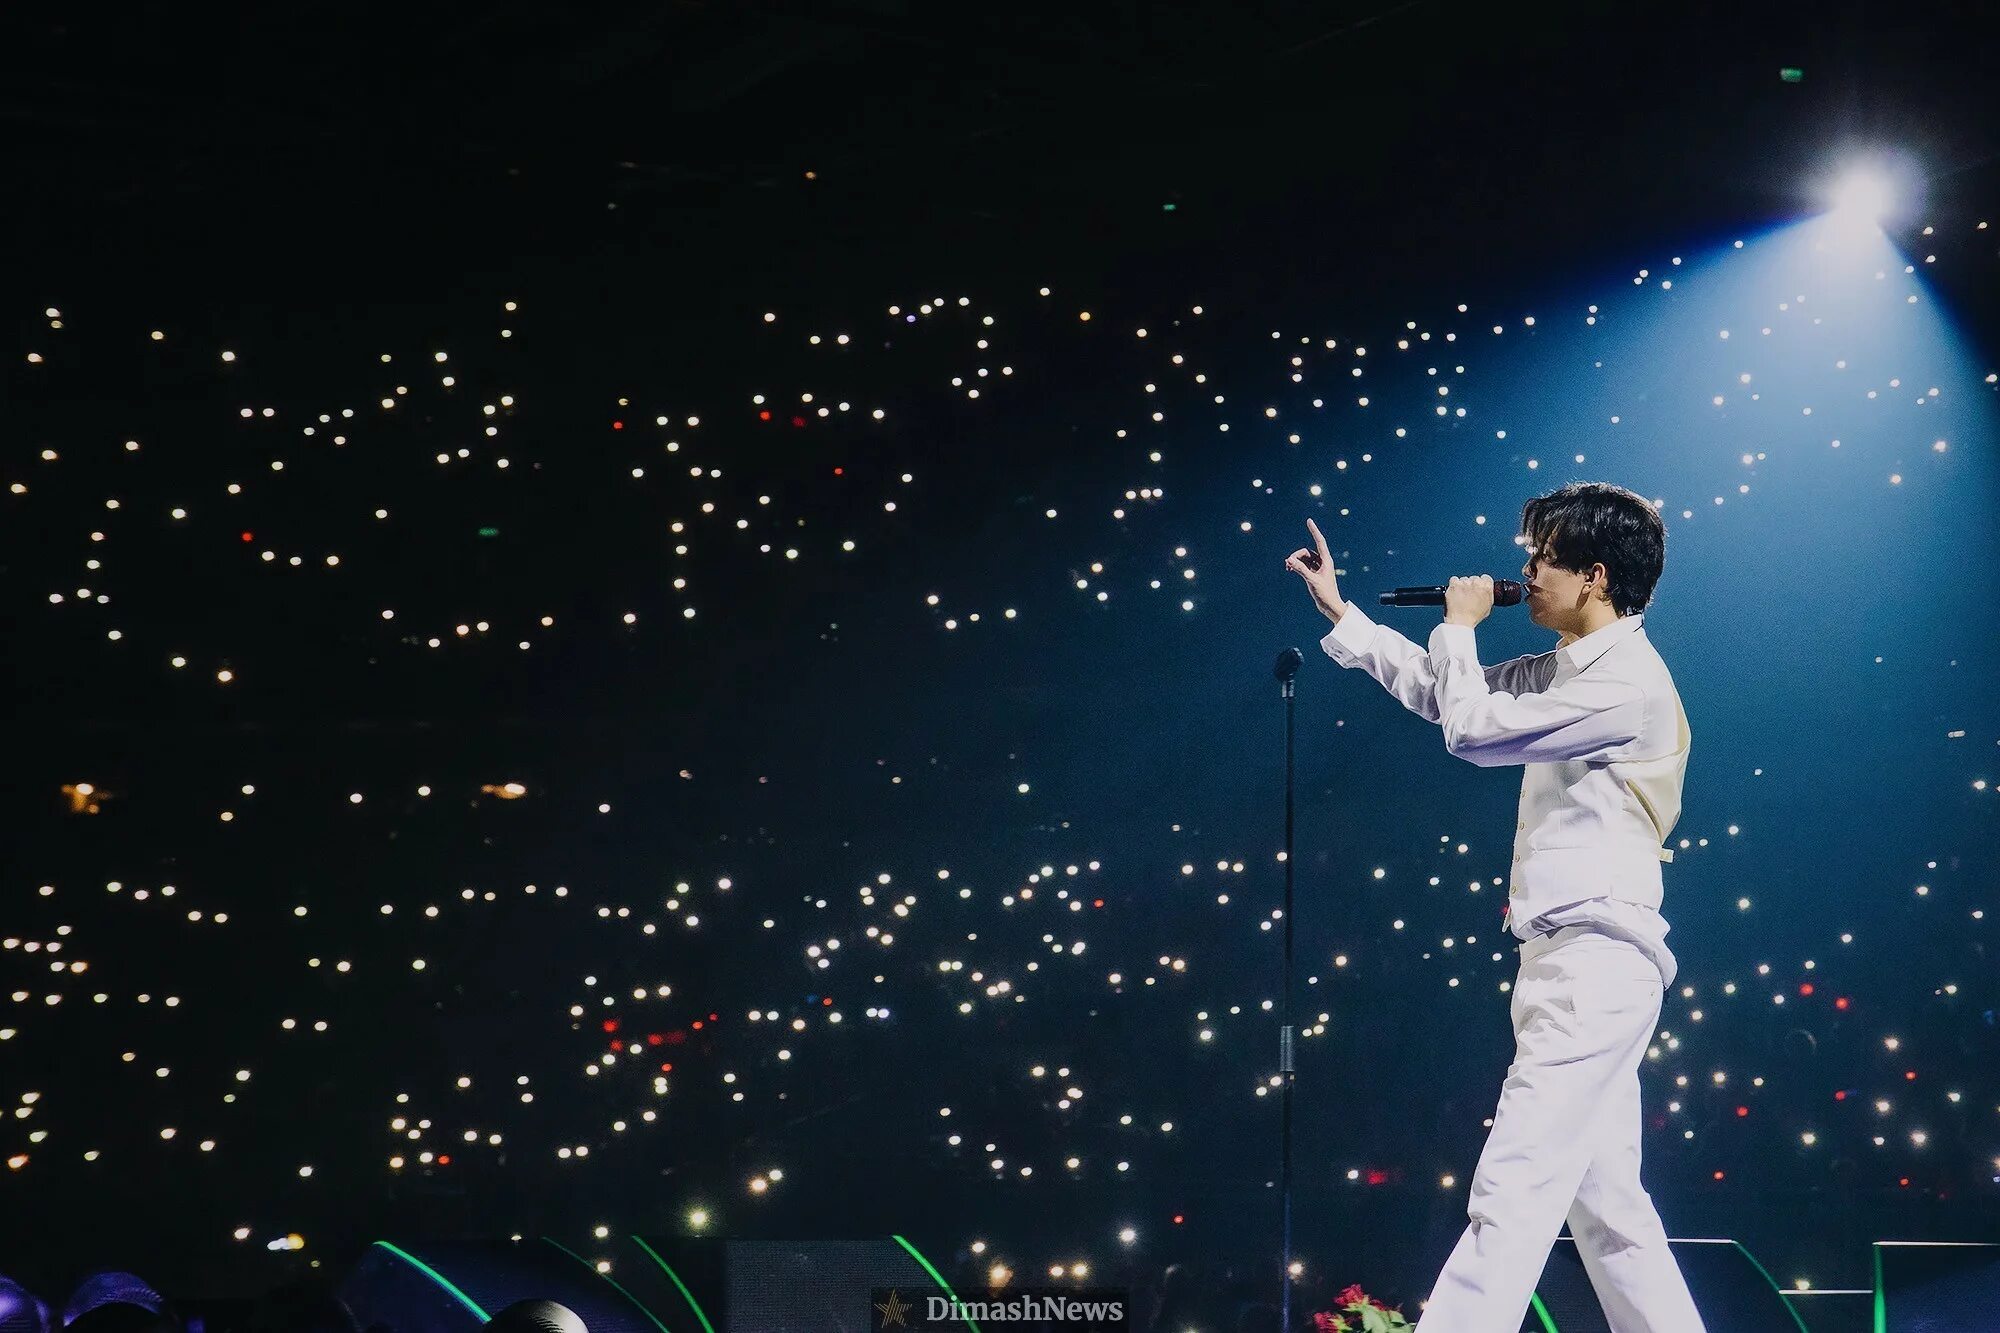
[875,1289,913,1328]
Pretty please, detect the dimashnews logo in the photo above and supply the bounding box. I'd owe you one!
[871,1286,1129,1330]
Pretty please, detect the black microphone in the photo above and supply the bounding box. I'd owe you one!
[1378,579,1528,607]
[1274,647,1303,682]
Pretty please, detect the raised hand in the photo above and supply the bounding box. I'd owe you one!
[1283,518,1348,624]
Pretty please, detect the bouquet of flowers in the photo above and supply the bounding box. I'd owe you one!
[1311,1284,1414,1332]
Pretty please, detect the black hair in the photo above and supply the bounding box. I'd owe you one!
[1519,481,1666,616]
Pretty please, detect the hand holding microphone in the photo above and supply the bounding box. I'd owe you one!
[1379,576,1527,629]
[1441,575,1501,628]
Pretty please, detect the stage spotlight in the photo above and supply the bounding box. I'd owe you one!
[1816,151,1923,244]
[65,1309,175,1333]
[1831,169,1893,226]
[0,1279,53,1333]
[59,1275,175,1333]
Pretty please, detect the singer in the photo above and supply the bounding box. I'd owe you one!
[1283,481,1703,1332]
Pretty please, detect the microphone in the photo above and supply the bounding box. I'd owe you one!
[1275,646,1303,700]
[1378,579,1528,607]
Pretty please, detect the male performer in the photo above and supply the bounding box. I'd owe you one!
[1283,481,1703,1332]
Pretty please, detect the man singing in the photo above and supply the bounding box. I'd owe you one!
[1284,481,1704,1332]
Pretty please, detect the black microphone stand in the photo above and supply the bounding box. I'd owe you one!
[1272,646,1305,1333]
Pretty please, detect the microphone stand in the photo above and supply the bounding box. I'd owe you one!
[1272,646,1304,1333]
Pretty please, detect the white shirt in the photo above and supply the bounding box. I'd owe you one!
[1319,604,1691,986]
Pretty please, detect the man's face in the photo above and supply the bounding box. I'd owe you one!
[1520,536,1600,632]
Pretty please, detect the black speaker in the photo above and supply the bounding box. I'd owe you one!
[618,1235,977,1333]
[1874,1240,2000,1332]
[342,1239,662,1333]
[1522,1238,1805,1332]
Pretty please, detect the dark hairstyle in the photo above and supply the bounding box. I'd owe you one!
[1519,481,1665,616]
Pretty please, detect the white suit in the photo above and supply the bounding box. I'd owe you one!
[1321,605,1705,1333]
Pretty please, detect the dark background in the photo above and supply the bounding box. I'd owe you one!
[3,0,1999,1319]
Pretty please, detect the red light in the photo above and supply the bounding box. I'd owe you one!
[709,1013,718,1021]
[1835,996,1850,1010]
[1093,898,1105,908]
[1736,1106,1749,1117]
[833,467,844,476]
[759,410,772,421]
[1713,1171,1725,1181]
[647,1034,665,1047]
[438,1155,451,1165]
[1799,983,1815,996]
[1900,1177,1910,1187]
[610,1040,624,1052]
[240,532,254,542]
[791,415,806,427]
[1905,1071,1917,1081]
[612,421,623,430]
[690,1020,703,1030]
[1835,1090,1847,1101]
[1365,1170,1388,1186]
[660,1062,673,1073]
[822,997,833,1006]
[602,1019,619,1033]
[1172,1214,1184,1225]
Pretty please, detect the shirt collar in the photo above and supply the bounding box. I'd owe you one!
[1558,612,1644,675]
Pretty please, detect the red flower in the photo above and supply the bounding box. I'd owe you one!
[1320,1282,1407,1330]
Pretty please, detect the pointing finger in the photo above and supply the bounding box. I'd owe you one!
[1306,518,1331,561]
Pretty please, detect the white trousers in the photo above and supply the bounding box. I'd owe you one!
[1415,928,1707,1333]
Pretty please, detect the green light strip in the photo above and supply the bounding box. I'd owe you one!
[1873,1243,1886,1333]
[631,1234,718,1333]
[369,1241,491,1322]
[1730,1241,1810,1333]
[892,1234,982,1333]
[1528,1291,1558,1332]
[541,1236,674,1333]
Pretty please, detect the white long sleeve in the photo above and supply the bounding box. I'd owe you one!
[1318,601,1689,973]
[1319,603,1551,725]
[1427,621,1648,767]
